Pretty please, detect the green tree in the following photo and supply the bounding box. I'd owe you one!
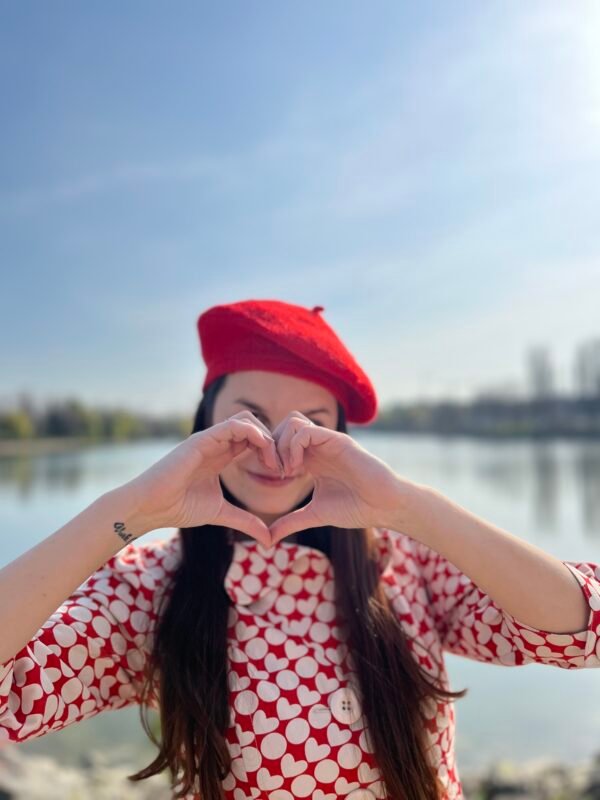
[0,409,35,439]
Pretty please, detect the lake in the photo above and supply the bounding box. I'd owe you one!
[1,432,599,776]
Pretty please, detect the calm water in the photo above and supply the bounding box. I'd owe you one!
[1,433,600,774]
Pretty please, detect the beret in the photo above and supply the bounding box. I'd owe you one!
[196,298,378,424]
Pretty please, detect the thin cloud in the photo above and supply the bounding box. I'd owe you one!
[0,155,233,216]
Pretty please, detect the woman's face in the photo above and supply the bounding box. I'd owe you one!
[211,370,339,530]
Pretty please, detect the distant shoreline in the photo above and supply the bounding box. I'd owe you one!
[0,437,92,456]
[0,436,178,457]
[2,426,600,460]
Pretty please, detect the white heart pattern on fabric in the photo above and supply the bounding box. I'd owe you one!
[216,533,397,799]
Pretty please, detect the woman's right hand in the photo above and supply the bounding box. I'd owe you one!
[120,413,284,546]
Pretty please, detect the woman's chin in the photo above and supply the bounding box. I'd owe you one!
[221,473,313,519]
[244,502,294,520]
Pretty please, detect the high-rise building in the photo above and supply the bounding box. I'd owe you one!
[574,338,600,397]
[527,345,555,399]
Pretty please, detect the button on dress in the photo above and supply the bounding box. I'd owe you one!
[1,527,600,799]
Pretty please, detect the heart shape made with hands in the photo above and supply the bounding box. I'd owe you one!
[235,411,406,547]
[246,415,325,544]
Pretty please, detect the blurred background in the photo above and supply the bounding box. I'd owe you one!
[1,2,600,798]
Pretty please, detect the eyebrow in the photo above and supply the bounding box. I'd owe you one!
[233,397,333,418]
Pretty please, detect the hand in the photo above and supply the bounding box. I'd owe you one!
[268,413,412,545]
[121,413,285,547]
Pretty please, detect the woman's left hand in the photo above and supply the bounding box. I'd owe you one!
[268,412,417,545]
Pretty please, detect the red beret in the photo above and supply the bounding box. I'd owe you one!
[196,299,378,424]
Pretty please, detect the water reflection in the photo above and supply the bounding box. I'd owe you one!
[0,440,180,501]
[531,442,560,533]
[574,442,600,535]
[364,433,600,543]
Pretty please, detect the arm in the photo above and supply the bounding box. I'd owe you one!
[383,484,600,668]
[0,485,178,745]
[0,484,155,665]
[389,484,591,634]
[0,534,180,744]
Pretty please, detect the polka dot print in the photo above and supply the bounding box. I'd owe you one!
[1,529,600,799]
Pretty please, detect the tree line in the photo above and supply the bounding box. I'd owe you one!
[0,398,190,441]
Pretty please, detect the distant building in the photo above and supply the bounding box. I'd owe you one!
[574,338,600,398]
[474,380,524,402]
[527,345,555,399]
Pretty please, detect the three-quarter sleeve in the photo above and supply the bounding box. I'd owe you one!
[415,540,600,669]
[0,535,180,746]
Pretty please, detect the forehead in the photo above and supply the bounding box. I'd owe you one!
[219,370,337,410]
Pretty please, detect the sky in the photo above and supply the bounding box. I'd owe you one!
[1,1,599,416]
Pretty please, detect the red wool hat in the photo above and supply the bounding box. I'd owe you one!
[196,299,378,424]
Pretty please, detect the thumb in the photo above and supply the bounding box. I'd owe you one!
[269,503,322,545]
[216,500,272,548]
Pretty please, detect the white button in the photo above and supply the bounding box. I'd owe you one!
[329,686,362,725]
[345,790,376,800]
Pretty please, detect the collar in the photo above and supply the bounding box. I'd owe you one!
[224,527,395,606]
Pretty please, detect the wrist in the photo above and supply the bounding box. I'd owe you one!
[100,483,158,541]
[379,479,437,542]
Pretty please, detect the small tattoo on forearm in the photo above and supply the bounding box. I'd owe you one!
[114,521,136,545]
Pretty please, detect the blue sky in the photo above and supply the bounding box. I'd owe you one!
[1,1,599,416]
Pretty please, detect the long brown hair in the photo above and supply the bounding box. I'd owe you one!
[128,374,468,799]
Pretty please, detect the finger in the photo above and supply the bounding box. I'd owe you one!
[288,425,313,470]
[229,442,281,478]
[217,500,272,548]
[256,433,283,474]
[269,502,322,545]
[236,418,283,474]
[216,418,266,451]
[275,418,306,474]
[288,422,331,469]
[230,409,272,438]
[224,419,281,473]
[230,411,285,475]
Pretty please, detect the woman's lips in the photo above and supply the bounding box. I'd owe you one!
[246,470,296,486]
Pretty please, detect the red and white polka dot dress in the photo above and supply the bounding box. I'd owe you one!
[2,527,600,799]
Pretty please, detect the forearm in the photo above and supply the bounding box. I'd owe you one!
[0,484,156,664]
[387,483,589,634]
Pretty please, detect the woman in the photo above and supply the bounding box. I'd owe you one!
[1,298,599,800]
